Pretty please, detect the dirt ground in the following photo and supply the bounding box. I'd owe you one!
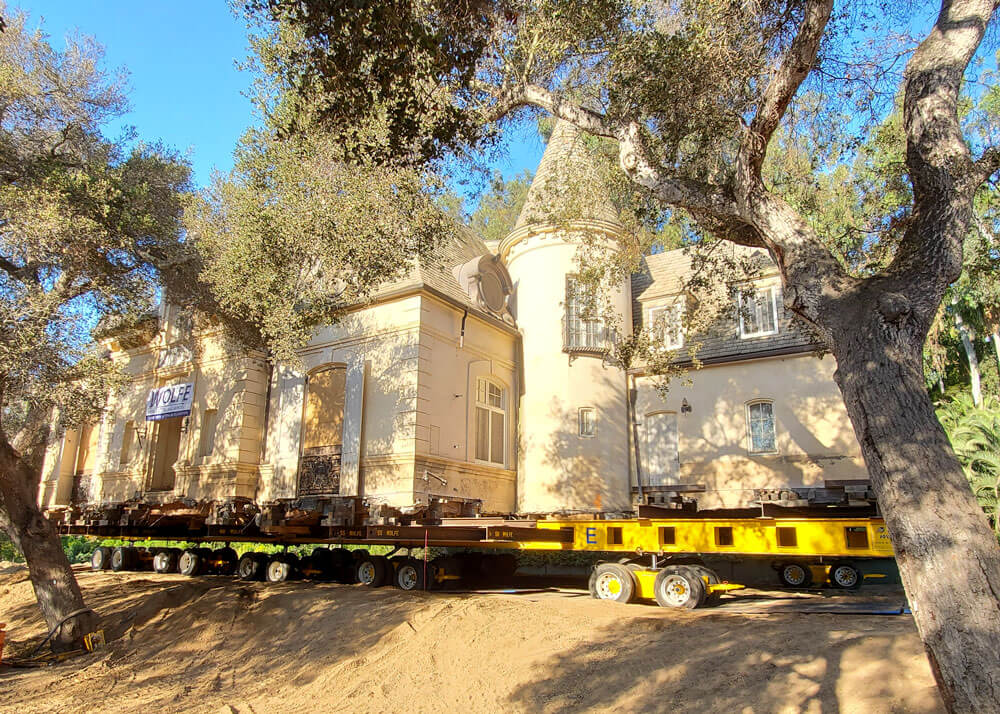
[0,563,943,714]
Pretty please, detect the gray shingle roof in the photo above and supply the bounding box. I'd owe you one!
[514,120,621,230]
[630,246,820,363]
[374,221,494,313]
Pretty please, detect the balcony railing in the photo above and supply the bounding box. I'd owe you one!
[563,315,611,354]
[297,447,342,497]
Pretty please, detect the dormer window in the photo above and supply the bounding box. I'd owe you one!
[739,284,779,339]
[564,278,607,352]
[648,302,684,349]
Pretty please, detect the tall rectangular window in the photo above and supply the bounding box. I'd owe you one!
[475,378,506,465]
[565,278,606,351]
[648,303,684,349]
[578,407,596,437]
[747,400,777,453]
[739,285,779,338]
[199,408,218,458]
[120,421,136,468]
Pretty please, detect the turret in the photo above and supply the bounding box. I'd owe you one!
[500,120,632,514]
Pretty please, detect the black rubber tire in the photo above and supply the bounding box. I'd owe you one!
[214,547,238,576]
[653,565,706,609]
[356,554,390,587]
[266,555,295,583]
[394,557,430,591]
[687,564,722,604]
[588,563,637,603]
[829,562,862,590]
[778,562,813,588]
[111,546,137,572]
[237,552,265,580]
[153,549,179,574]
[91,546,112,571]
[178,549,204,577]
[306,548,334,580]
[328,548,354,583]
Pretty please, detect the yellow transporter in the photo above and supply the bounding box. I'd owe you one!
[81,512,896,610]
[514,516,895,608]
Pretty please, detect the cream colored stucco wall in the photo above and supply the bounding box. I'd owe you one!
[262,293,520,513]
[262,295,425,505]
[413,294,518,513]
[502,223,633,513]
[38,306,267,507]
[633,352,867,509]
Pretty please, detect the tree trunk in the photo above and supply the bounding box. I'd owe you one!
[0,440,99,652]
[992,326,1000,392]
[955,312,982,406]
[830,307,1000,713]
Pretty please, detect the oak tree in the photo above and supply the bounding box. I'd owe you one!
[0,7,193,649]
[238,1,1000,710]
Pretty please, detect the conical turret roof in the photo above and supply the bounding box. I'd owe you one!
[514,119,622,231]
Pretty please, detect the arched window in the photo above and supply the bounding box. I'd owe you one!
[746,400,777,453]
[299,365,347,496]
[475,377,506,466]
[302,366,347,455]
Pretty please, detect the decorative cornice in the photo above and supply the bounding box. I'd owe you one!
[499,219,625,262]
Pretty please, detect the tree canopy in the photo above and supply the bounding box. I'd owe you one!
[235,2,1000,710]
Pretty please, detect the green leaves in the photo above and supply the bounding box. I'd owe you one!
[186,127,450,361]
[938,394,1000,534]
[0,6,192,436]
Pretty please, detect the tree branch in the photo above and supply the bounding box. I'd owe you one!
[889,0,999,314]
[0,254,39,284]
[616,122,743,218]
[476,81,615,136]
[740,0,834,175]
[970,145,1000,187]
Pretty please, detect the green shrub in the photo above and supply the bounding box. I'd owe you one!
[938,394,1000,534]
[0,532,24,563]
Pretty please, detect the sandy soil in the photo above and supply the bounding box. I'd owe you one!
[0,564,943,713]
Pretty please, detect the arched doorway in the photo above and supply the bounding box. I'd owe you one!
[298,365,346,496]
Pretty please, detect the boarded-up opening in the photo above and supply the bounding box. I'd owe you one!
[75,423,99,475]
[607,526,623,545]
[120,421,136,468]
[643,411,678,487]
[72,423,100,504]
[776,527,797,548]
[299,366,346,496]
[845,526,869,549]
[715,526,734,547]
[659,526,675,546]
[149,417,182,491]
[303,367,347,454]
[199,409,218,458]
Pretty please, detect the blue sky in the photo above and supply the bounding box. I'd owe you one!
[29,1,545,196]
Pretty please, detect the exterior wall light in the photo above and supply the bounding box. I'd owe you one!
[681,398,692,414]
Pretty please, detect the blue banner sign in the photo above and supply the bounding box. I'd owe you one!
[146,383,194,421]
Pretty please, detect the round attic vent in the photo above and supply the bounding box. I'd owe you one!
[452,254,514,318]
[478,269,506,313]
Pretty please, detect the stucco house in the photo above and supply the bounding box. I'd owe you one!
[38,120,870,523]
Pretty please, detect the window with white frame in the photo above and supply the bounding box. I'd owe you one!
[564,278,606,351]
[648,302,684,349]
[475,378,506,465]
[746,400,777,453]
[578,407,596,437]
[739,284,780,338]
